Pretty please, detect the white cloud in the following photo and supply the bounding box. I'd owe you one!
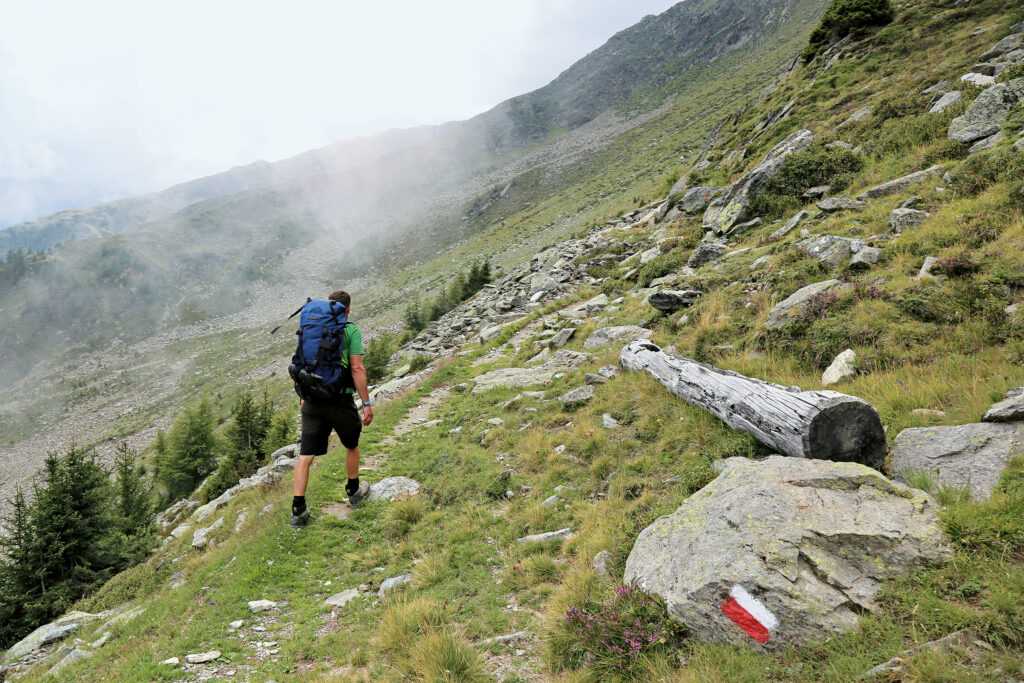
[0,0,678,227]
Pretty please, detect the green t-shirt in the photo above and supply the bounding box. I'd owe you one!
[341,324,364,394]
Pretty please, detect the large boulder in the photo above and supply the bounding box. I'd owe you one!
[889,422,1024,500]
[765,280,842,330]
[688,240,728,268]
[4,612,96,664]
[889,208,929,234]
[948,78,1024,143]
[583,325,652,349]
[624,456,951,650]
[702,130,814,235]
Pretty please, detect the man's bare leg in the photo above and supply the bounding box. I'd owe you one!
[294,455,316,497]
[346,447,360,480]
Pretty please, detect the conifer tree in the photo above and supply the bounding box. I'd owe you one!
[0,486,35,646]
[158,399,218,500]
[110,442,155,566]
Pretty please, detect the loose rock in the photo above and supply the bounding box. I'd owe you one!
[982,387,1024,423]
[822,349,857,386]
[765,280,842,330]
[558,385,596,405]
[890,422,1024,499]
[583,325,652,349]
[889,208,929,233]
[368,476,422,501]
[648,290,701,314]
[517,528,573,544]
[378,574,412,595]
[248,600,278,613]
[185,651,221,664]
[857,165,944,199]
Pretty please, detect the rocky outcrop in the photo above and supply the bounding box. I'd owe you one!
[765,280,842,330]
[948,78,1024,143]
[688,240,728,268]
[471,350,589,394]
[583,325,652,349]
[816,198,865,212]
[857,166,944,200]
[890,422,1024,500]
[889,208,929,234]
[624,456,951,650]
[702,129,814,235]
[678,186,727,215]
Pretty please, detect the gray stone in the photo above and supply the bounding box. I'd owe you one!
[185,651,222,664]
[583,325,652,349]
[472,350,589,394]
[548,327,576,349]
[638,247,662,265]
[982,387,1024,423]
[817,198,866,212]
[968,130,1004,154]
[826,140,855,149]
[159,657,180,666]
[593,551,614,579]
[91,632,111,649]
[726,217,764,238]
[849,246,881,270]
[324,589,360,608]
[889,208,929,233]
[602,414,620,429]
[624,456,951,650]
[921,79,950,95]
[516,528,573,545]
[379,574,412,594]
[3,612,97,664]
[750,255,771,270]
[598,365,619,379]
[858,165,944,199]
[890,423,1024,499]
[542,495,559,507]
[948,79,1024,143]
[822,349,857,386]
[478,631,530,647]
[917,256,939,280]
[771,210,810,239]
[248,600,278,613]
[562,293,608,317]
[368,476,422,501]
[48,648,93,675]
[679,186,727,214]
[802,235,854,269]
[687,241,728,268]
[558,385,596,405]
[912,409,948,420]
[765,279,842,330]
[928,90,962,113]
[961,72,996,87]
[648,289,702,314]
[802,184,831,200]
[979,33,1024,61]
[39,623,80,647]
[487,417,505,427]
[169,523,193,539]
[191,517,223,550]
[584,373,607,385]
[837,105,872,128]
[702,130,814,235]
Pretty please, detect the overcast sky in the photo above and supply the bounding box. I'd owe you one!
[0,0,680,228]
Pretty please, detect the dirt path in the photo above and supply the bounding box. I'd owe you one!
[381,386,452,446]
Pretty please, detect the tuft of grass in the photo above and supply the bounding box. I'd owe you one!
[383,495,429,537]
[407,631,489,683]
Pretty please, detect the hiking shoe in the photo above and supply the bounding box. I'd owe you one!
[290,508,311,529]
[348,482,371,507]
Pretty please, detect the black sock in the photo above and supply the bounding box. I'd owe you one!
[292,496,306,514]
[346,477,360,496]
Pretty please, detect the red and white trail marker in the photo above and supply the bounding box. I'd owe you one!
[720,585,778,644]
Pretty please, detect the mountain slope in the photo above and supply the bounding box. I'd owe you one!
[0,0,832,499]
[4,0,1024,680]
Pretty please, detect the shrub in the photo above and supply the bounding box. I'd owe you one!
[803,0,895,60]
[961,212,1004,247]
[750,144,864,219]
[407,632,488,683]
[552,583,686,678]
[637,250,688,287]
[932,252,978,278]
[950,150,1024,197]
[408,354,432,373]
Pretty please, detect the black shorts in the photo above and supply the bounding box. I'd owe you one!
[300,396,362,455]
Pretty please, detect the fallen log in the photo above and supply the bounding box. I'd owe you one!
[620,340,886,468]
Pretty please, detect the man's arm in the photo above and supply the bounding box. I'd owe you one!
[349,354,373,426]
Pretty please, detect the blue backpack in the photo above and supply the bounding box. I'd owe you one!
[287,299,354,401]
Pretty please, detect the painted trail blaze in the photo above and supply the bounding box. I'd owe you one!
[721,585,778,644]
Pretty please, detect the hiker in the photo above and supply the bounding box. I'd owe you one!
[288,290,373,529]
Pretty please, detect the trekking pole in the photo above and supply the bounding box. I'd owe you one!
[270,297,311,334]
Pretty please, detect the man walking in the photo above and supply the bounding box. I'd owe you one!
[290,290,374,529]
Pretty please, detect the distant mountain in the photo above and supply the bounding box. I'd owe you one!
[0,126,442,255]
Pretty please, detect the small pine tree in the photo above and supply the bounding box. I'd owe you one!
[0,486,35,646]
[110,442,156,568]
[364,332,397,383]
[480,260,492,284]
[263,409,297,455]
[158,399,219,501]
[803,0,894,60]
[201,391,276,503]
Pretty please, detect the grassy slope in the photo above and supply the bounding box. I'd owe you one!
[17,0,1024,681]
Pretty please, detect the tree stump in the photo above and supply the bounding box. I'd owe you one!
[619,340,886,468]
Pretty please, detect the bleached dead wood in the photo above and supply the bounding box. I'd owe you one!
[619,340,886,468]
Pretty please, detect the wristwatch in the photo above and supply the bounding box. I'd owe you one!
[361,400,372,407]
